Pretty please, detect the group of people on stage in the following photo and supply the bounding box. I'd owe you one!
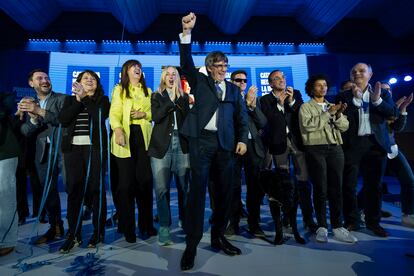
[1,12,413,271]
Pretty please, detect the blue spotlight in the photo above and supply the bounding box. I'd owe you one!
[389,77,397,84]
[404,75,412,82]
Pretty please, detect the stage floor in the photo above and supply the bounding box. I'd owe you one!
[1,176,414,275]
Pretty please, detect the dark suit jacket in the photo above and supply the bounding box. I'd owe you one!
[386,111,406,146]
[0,92,21,161]
[148,91,190,158]
[20,91,67,164]
[246,99,267,158]
[335,88,399,153]
[58,95,110,153]
[179,42,248,151]
[260,90,304,155]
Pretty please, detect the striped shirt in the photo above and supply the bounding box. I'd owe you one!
[72,108,91,145]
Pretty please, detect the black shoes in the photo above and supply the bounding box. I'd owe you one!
[248,226,266,238]
[366,223,389,237]
[59,234,82,254]
[88,232,105,248]
[124,232,137,243]
[211,235,242,256]
[381,210,392,218]
[180,236,242,271]
[180,247,196,271]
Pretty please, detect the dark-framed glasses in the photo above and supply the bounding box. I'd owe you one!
[212,63,230,70]
[233,78,247,83]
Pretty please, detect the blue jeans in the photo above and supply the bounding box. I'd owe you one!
[0,157,18,249]
[151,131,190,227]
[388,151,414,214]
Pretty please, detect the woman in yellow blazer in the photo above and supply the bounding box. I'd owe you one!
[110,59,156,243]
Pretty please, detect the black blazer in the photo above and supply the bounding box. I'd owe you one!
[58,95,110,153]
[148,91,190,158]
[246,99,267,158]
[335,88,399,153]
[260,90,304,155]
[179,42,248,151]
[388,113,406,146]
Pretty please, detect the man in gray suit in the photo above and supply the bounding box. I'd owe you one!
[18,69,67,244]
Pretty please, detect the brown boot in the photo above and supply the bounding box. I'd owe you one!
[0,247,14,257]
[34,222,64,244]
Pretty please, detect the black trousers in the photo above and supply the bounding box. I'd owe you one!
[115,125,154,236]
[36,143,61,227]
[184,131,235,249]
[228,139,265,229]
[16,161,43,219]
[64,145,107,237]
[342,135,387,226]
[305,144,344,229]
[227,156,243,227]
[109,153,120,213]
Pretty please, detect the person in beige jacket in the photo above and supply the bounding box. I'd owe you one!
[299,74,357,244]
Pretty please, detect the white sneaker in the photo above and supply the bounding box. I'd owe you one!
[333,227,358,243]
[316,227,328,243]
[402,214,414,228]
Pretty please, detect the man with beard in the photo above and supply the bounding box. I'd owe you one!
[18,69,67,244]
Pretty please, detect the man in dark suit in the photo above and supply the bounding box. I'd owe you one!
[18,69,67,244]
[260,70,316,231]
[337,63,399,237]
[225,70,267,237]
[179,13,248,270]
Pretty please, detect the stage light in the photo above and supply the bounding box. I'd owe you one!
[389,77,397,84]
[404,75,412,82]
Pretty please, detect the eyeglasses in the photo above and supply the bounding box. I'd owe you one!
[233,78,247,83]
[270,76,285,82]
[211,64,230,69]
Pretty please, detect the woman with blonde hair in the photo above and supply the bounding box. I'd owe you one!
[110,59,156,243]
[148,66,190,245]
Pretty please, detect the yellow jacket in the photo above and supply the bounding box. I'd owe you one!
[109,84,152,158]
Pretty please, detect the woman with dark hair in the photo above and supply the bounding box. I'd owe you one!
[148,66,190,246]
[299,74,357,244]
[58,70,110,253]
[109,59,156,243]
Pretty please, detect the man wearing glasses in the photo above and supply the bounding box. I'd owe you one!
[179,13,248,270]
[225,70,267,238]
[260,70,317,233]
